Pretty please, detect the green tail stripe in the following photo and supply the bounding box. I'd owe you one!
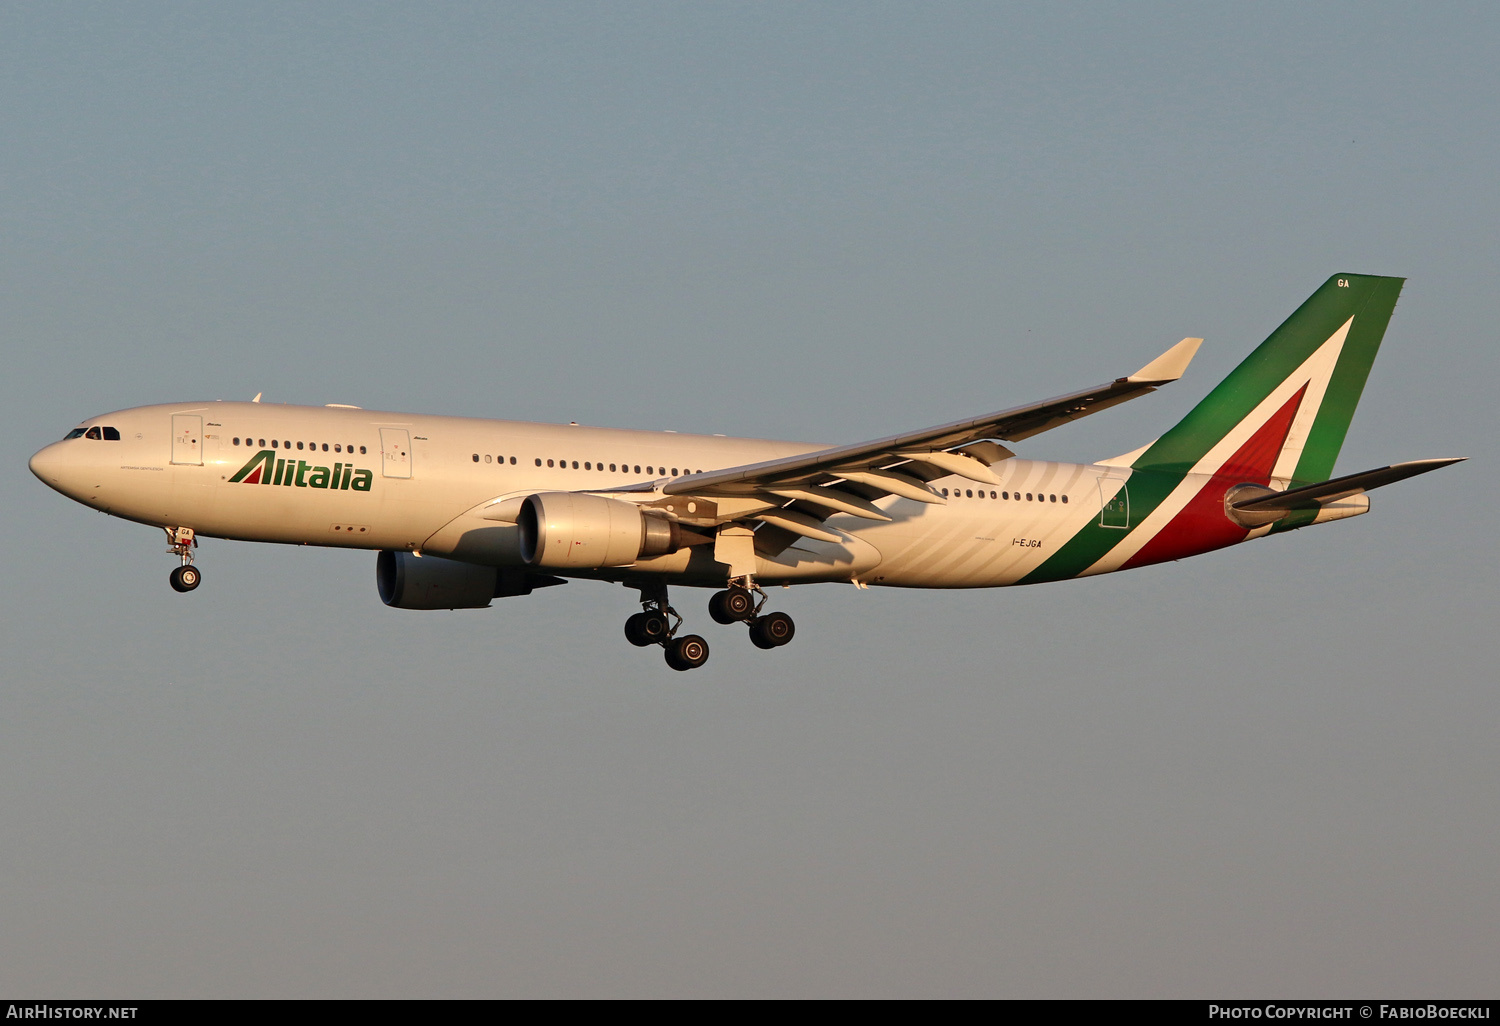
[1020,467,1179,583]
[1021,273,1404,583]
[1290,277,1403,483]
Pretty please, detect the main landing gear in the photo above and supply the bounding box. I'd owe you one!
[625,579,796,672]
[710,580,795,651]
[625,582,710,671]
[165,527,201,593]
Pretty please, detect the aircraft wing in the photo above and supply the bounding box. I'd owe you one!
[658,337,1202,522]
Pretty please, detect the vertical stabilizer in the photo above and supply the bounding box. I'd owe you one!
[1131,274,1403,485]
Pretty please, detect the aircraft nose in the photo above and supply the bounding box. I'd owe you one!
[29,441,64,483]
[29,440,94,502]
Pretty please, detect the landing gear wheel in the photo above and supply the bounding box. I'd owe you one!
[723,587,755,619]
[709,587,755,624]
[169,565,201,593]
[665,634,710,671]
[749,611,794,649]
[708,591,735,624]
[625,610,670,647]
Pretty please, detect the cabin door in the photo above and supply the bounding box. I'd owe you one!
[170,415,203,465]
[380,428,412,478]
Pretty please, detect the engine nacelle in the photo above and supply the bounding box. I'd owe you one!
[377,550,499,609]
[517,492,681,569]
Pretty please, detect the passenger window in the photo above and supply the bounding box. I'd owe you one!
[322,443,329,452]
[634,465,641,474]
[1061,495,1068,504]
[1026,493,1033,500]
[297,442,304,450]
[359,446,366,454]
[547,459,554,467]
[672,468,679,476]
[272,440,279,448]
[585,462,591,470]
[233,437,241,446]
[259,439,267,447]
[472,454,479,462]
[965,489,972,498]
[334,444,341,452]
[509,457,516,465]
[989,491,996,499]
[942,488,949,496]
[1050,494,1056,502]
[485,455,492,463]
[610,464,617,472]
[572,461,579,469]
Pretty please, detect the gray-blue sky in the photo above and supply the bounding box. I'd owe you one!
[2,2,1495,996]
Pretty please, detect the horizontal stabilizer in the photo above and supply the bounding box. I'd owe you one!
[1231,458,1466,512]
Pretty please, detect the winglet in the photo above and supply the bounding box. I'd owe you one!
[1126,337,1203,384]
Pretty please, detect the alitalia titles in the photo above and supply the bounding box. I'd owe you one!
[229,450,373,491]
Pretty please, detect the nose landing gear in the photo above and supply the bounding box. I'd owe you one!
[165,527,201,593]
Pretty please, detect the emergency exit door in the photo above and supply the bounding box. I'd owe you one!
[171,415,203,465]
[1098,474,1130,529]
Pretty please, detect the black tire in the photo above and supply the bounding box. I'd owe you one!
[624,611,669,647]
[169,565,201,593]
[723,587,755,619]
[708,591,738,625]
[750,611,794,649]
[666,634,709,670]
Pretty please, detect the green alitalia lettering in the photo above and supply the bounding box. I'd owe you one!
[228,449,275,484]
[229,450,374,493]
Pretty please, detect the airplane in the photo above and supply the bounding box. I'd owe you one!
[29,273,1462,670]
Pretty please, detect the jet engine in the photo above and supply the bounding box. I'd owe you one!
[377,550,551,609]
[517,492,682,569]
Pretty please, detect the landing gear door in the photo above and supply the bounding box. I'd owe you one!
[380,428,412,479]
[1098,472,1130,529]
[171,415,203,466]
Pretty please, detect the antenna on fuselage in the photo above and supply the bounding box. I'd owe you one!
[251,393,262,403]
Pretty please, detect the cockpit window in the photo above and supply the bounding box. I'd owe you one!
[85,427,102,440]
[102,427,120,440]
[64,428,86,439]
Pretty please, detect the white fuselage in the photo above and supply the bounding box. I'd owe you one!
[30,401,1118,590]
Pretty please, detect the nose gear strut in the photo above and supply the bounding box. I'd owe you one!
[164,526,201,593]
